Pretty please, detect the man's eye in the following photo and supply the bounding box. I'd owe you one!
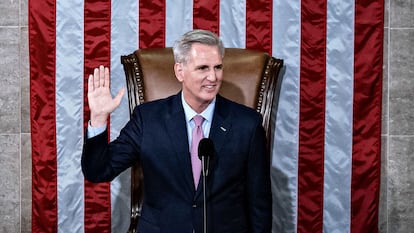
[198,66,209,71]
[215,65,223,70]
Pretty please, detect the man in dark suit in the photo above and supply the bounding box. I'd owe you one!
[82,29,271,233]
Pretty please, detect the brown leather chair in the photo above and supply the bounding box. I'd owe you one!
[121,47,283,233]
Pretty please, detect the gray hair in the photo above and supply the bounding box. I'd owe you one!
[172,29,225,64]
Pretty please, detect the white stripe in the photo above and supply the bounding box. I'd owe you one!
[166,0,193,47]
[220,0,246,48]
[323,0,354,232]
[110,0,139,232]
[55,1,84,232]
[271,0,301,232]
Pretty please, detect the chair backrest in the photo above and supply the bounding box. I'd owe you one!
[121,47,283,233]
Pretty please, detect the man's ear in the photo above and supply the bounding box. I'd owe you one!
[174,63,184,82]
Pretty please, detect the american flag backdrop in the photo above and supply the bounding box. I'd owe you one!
[29,0,384,232]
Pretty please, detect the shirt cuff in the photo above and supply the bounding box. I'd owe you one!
[87,120,107,138]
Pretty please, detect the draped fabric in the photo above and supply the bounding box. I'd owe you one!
[29,0,383,232]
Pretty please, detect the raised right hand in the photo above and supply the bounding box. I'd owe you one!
[87,65,125,127]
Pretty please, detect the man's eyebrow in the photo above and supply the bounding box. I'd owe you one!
[194,64,223,70]
[195,65,209,69]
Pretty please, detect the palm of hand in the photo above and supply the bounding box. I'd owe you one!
[87,65,125,127]
[88,86,118,116]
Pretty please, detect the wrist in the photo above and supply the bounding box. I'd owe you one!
[90,114,108,127]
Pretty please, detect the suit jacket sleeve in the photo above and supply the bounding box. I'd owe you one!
[81,106,143,183]
[247,116,272,233]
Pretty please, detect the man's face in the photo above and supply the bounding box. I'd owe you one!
[174,43,223,113]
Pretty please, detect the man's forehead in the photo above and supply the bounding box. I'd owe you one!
[187,45,222,64]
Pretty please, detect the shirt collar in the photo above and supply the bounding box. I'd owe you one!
[181,92,215,123]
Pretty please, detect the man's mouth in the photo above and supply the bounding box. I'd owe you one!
[204,85,215,89]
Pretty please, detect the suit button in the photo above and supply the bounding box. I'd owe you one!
[192,204,197,208]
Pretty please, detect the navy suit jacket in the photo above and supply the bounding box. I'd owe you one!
[82,93,271,233]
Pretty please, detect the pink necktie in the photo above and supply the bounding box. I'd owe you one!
[191,115,204,188]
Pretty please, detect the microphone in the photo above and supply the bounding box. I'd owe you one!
[198,138,214,177]
[198,138,214,233]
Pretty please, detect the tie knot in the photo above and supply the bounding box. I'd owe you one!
[193,115,204,127]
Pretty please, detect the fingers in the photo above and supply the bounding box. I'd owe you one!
[104,66,110,88]
[88,73,94,92]
[90,65,110,90]
[93,66,100,89]
[113,88,126,106]
[99,65,105,87]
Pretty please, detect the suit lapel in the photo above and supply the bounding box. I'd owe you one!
[195,95,232,199]
[164,93,195,195]
[209,95,232,156]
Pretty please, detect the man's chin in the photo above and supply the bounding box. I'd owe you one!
[202,91,218,100]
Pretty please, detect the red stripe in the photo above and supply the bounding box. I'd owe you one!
[193,0,219,34]
[351,1,384,232]
[139,0,166,48]
[84,1,112,232]
[245,0,272,54]
[29,0,58,232]
[297,0,327,232]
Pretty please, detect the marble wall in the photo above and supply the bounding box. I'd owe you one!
[0,0,31,232]
[381,0,414,232]
[0,0,412,232]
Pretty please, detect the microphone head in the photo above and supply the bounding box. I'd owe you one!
[198,138,214,160]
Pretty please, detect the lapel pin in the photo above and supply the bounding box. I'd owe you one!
[220,126,227,132]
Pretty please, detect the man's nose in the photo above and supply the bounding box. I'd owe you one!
[206,69,218,81]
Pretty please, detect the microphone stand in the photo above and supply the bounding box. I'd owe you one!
[198,138,213,233]
[201,156,208,233]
